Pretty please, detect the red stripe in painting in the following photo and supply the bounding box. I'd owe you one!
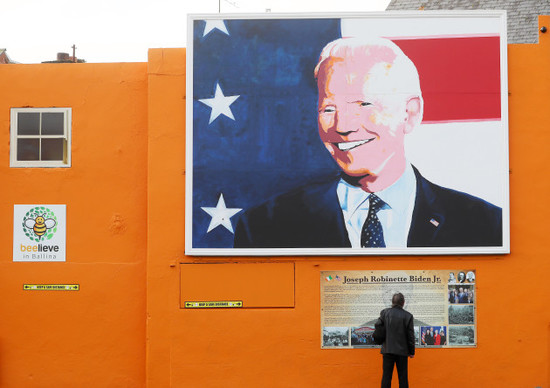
[392,36,501,123]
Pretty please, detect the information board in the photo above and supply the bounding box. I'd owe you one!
[321,270,476,348]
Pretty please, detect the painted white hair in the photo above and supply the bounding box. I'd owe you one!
[314,36,423,102]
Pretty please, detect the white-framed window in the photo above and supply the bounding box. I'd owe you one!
[10,107,71,167]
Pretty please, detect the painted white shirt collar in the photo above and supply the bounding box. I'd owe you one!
[336,163,417,248]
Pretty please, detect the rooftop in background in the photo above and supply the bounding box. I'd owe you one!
[42,52,86,64]
[386,0,550,43]
[0,49,16,64]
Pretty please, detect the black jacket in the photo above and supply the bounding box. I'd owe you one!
[380,305,415,357]
[234,167,502,248]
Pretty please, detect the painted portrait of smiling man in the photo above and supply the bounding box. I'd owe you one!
[187,13,509,255]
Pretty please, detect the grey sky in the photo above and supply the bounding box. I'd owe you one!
[2,0,390,63]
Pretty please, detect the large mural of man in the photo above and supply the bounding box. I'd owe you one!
[188,15,508,254]
[234,37,502,248]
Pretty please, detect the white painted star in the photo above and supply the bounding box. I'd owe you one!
[201,194,242,234]
[203,20,229,37]
[199,83,240,124]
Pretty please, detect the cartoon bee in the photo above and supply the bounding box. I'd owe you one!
[24,215,56,240]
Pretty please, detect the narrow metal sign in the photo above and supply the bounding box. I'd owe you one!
[23,284,79,291]
[184,301,242,309]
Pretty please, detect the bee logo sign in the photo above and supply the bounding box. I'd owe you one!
[14,205,66,262]
[23,207,58,241]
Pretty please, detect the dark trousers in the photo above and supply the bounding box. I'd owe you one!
[381,353,409,388]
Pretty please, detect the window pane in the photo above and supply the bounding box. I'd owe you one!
[41,138,64,161]
[17,138,40,160]
[42,112,64,135]
[18,112,40,135]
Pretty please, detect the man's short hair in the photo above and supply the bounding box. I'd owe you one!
[314,36,423,103]
[392,292,405,307]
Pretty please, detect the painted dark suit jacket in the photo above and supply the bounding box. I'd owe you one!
[233,167,502,248]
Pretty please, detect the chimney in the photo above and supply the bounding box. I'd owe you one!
[57,52,70,61]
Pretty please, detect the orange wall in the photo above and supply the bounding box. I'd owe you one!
[0,62,147,387]
[1,17,550,388]
[146,17,550,388]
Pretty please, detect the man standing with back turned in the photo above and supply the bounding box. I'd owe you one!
[379,292,415,388]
